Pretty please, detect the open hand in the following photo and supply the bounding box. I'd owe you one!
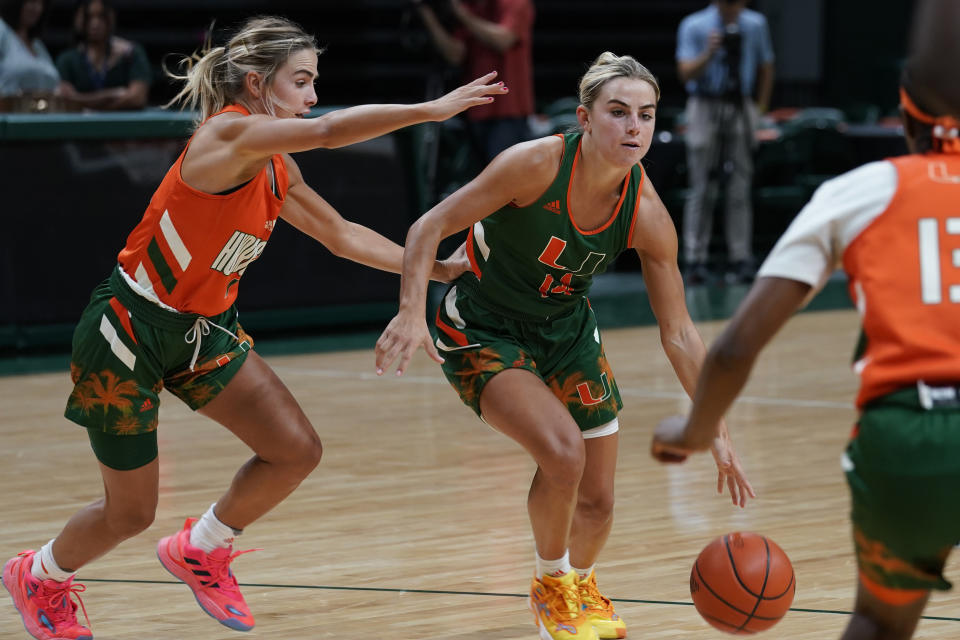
[375,313,443,376]
[710,430,756,508]
[428,71,508,121]
[652,415,756,508]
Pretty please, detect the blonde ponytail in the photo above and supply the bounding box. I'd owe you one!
[164,16,322,124]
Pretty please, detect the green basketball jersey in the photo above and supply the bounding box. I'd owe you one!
[460,132,644,320]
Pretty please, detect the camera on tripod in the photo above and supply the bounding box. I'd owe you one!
[720,23,743,99]
[722,24,742,63]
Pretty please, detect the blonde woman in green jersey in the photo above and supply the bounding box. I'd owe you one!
[376,52,754,640]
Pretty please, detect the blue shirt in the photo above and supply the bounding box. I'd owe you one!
[676,5,774,97]
[0,18,60,96]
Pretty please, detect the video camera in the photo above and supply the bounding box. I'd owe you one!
[722,23,742,63]
[720,23,743,99]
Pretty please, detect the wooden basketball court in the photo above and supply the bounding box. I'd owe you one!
[2,308,958,639]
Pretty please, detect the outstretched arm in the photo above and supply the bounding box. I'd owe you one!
[652,276,811,456]
[278,156,463,283]
[374,136,560,375]
[633,179,755,506]
[226,71,507,157]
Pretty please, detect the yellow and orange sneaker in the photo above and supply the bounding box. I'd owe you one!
[529,570,598,640]
[578,570,627,639]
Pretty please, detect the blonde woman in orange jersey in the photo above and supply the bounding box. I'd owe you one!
[0,16,506,640]
[652,2,960,638]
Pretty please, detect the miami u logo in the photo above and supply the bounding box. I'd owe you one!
[536,236,606,298]
[577,372,612,406]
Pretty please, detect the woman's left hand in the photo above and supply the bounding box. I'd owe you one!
[709,427,756,508]
[375,311,442,376]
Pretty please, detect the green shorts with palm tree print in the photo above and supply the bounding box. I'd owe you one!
[435,284,622,431]
[845,385,960,593]
[65,268,252,440]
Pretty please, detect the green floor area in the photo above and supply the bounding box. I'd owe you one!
[0,274,853,378]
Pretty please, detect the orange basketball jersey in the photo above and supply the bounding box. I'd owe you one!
[843,155,960,407]
[117,105,288,316]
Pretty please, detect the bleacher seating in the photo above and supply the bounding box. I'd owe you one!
[42,0,706,110]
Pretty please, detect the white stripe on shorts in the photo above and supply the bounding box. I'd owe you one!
[99,314,137,371]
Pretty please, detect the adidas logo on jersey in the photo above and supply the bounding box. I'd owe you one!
[543,200,562,214]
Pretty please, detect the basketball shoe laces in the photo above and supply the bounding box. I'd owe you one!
[194,547,259,593]
[580,575,614,616]
[36,578,90,629]
[544,578,583,624]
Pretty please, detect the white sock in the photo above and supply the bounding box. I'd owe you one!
[189,504,241,553]
[571,563,595,581]
[536,549,571,578]
[31,540,76,583]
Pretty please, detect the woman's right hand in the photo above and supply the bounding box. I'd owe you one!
[427,71,508,121]
[375,311,443,376]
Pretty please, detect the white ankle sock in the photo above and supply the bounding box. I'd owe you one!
[571,563,595,581]
[536,549,571,578]
[189,504,241,553]
[31,540,76,583]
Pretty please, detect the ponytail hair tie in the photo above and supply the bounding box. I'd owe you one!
[900,86,960,154]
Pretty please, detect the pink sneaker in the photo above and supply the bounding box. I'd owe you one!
[157,518,256,631]
[2,551,92,640]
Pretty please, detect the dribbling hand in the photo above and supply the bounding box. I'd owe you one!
[375,313,443,376]
[709,429,756,508]
[652,415,756,508]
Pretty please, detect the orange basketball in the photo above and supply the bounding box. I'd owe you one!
[689,532,796,634]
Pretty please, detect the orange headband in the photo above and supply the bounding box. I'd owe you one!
[900,86,960,153]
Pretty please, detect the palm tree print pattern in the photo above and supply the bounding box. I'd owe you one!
[68,368,156,434]
[450,347,511,408]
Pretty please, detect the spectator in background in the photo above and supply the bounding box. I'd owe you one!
[0,0,61,98]
[676,0,774,285]
[413,0,534,162]
[56,0,151,110]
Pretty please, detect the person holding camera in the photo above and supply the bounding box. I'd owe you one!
[676,0,774,285]
[412,0,534,163]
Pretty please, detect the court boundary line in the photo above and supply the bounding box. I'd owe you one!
[79,578,960,622]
